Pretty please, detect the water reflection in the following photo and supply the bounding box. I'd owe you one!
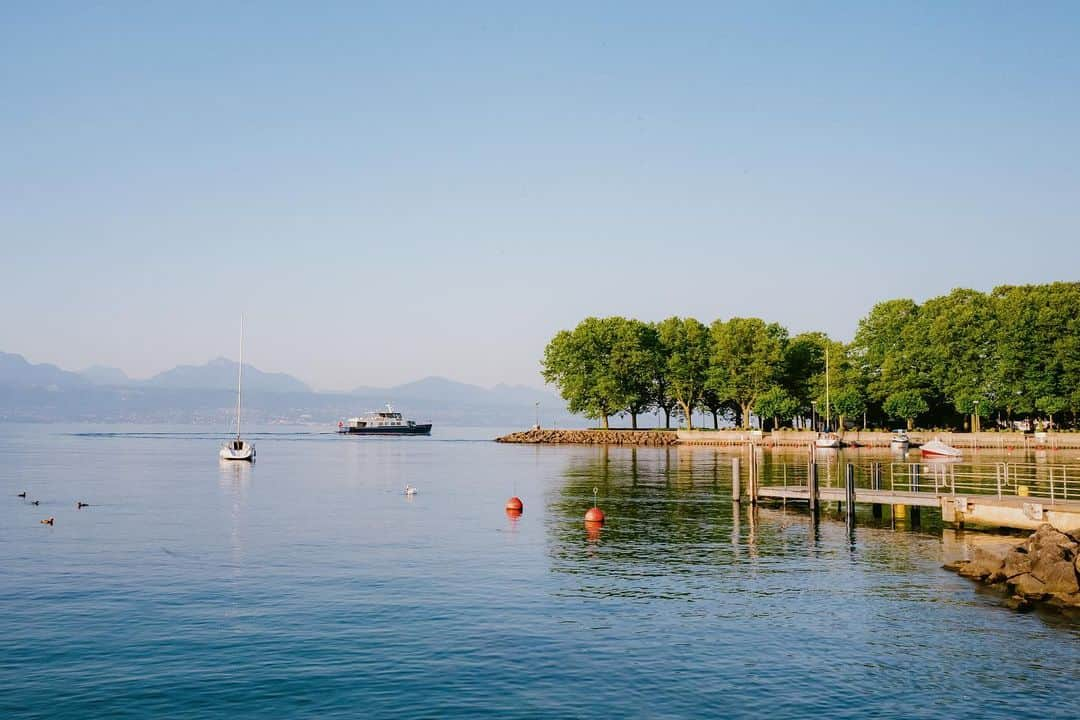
[544,446,972,606]
[218,459,251,565]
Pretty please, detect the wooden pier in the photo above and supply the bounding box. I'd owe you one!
[738,458,1080,533]
[678,429,1080,449]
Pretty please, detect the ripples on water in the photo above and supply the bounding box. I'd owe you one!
[1,426,1077,719]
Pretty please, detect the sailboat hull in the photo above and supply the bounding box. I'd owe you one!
[219,443,255,461]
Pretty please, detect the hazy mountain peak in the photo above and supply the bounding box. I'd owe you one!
[146,358,311,393]
[80,365,132,386]
[0,351,88,389]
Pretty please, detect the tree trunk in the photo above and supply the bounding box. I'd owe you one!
[740,402,752,430]
[712,410,719,430]
[906,417,914,431]
[631,413,638,430]
[601,415,609,430]
[680,402,694,430]
[663,407,671,429]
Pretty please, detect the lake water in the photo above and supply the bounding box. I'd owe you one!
[2,425,1078,719]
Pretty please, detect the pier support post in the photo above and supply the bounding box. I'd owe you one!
[845,463,856,524]
[871,462,883,518]
[809,462,819,516]
[909,506,921,526]
[748,450,758,506]
[732,457,741,502]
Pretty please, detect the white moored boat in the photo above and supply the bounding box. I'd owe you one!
[920,438,960,459]
[814,348,842,449]
[890,429,910,448]
[219,318,255,462]
[815,432,841,449]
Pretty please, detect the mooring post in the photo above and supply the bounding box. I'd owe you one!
[732,457,741,502]
[845,463,856,523]
[809,462,819,515]
[749,450,758,505]
[871,462,883,518]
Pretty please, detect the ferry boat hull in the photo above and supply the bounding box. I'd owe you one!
[339,424,432,436]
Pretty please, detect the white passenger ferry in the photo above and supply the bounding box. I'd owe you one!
[337,405,432,435]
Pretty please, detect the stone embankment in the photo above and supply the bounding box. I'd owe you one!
[945,524,1080,610]
[496,429,677,446]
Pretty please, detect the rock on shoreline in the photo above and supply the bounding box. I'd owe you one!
[945,524,1080,610]
[495,429,678,446]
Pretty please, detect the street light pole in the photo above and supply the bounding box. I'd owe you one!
[535,401,540,429]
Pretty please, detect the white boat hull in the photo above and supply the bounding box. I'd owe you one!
[220,441,255,461]
[815,433,842,448]
[920,439,961,458]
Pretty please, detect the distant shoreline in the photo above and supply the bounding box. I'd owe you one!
[496,428,677,445]
[497,427,1080,449]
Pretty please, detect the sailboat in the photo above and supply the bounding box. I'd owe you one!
[815,346,841,449]
[219,318,256,462]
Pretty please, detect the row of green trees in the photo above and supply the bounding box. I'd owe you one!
[541,282,1080,431]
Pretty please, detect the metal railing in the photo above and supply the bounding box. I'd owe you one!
[888,462,1077,504]
[761,459,1080,505]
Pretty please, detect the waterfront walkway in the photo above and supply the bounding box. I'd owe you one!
[678,429,1080,449]
[741,458,1080,533]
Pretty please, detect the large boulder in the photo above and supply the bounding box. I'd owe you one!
[1026,525,1079,596]
[955,546,1006,581]
[946,524,1080,610]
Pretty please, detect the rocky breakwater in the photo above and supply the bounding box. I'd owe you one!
[945,524,1080,610]
[495,429,678,446]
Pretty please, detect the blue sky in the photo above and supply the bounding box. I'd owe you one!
[3,2,1079,390]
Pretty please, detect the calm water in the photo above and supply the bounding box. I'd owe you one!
[2,425,1077,719]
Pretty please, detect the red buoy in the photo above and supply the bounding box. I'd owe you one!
[505,496,524,512]
[584,506,605,523]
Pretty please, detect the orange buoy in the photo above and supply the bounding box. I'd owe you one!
[505,496,524,512]
[584,506,605,523]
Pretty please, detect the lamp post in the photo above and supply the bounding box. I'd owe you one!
[534,401,540,430]
[973,399,980,440]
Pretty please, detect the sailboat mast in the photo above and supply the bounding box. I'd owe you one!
[825,346,830,433]
[236,316,244,440]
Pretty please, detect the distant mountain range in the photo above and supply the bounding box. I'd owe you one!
[0,351,572,426]
[0,351,88,389]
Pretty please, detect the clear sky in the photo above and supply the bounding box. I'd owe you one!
[3,2,1079,390]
